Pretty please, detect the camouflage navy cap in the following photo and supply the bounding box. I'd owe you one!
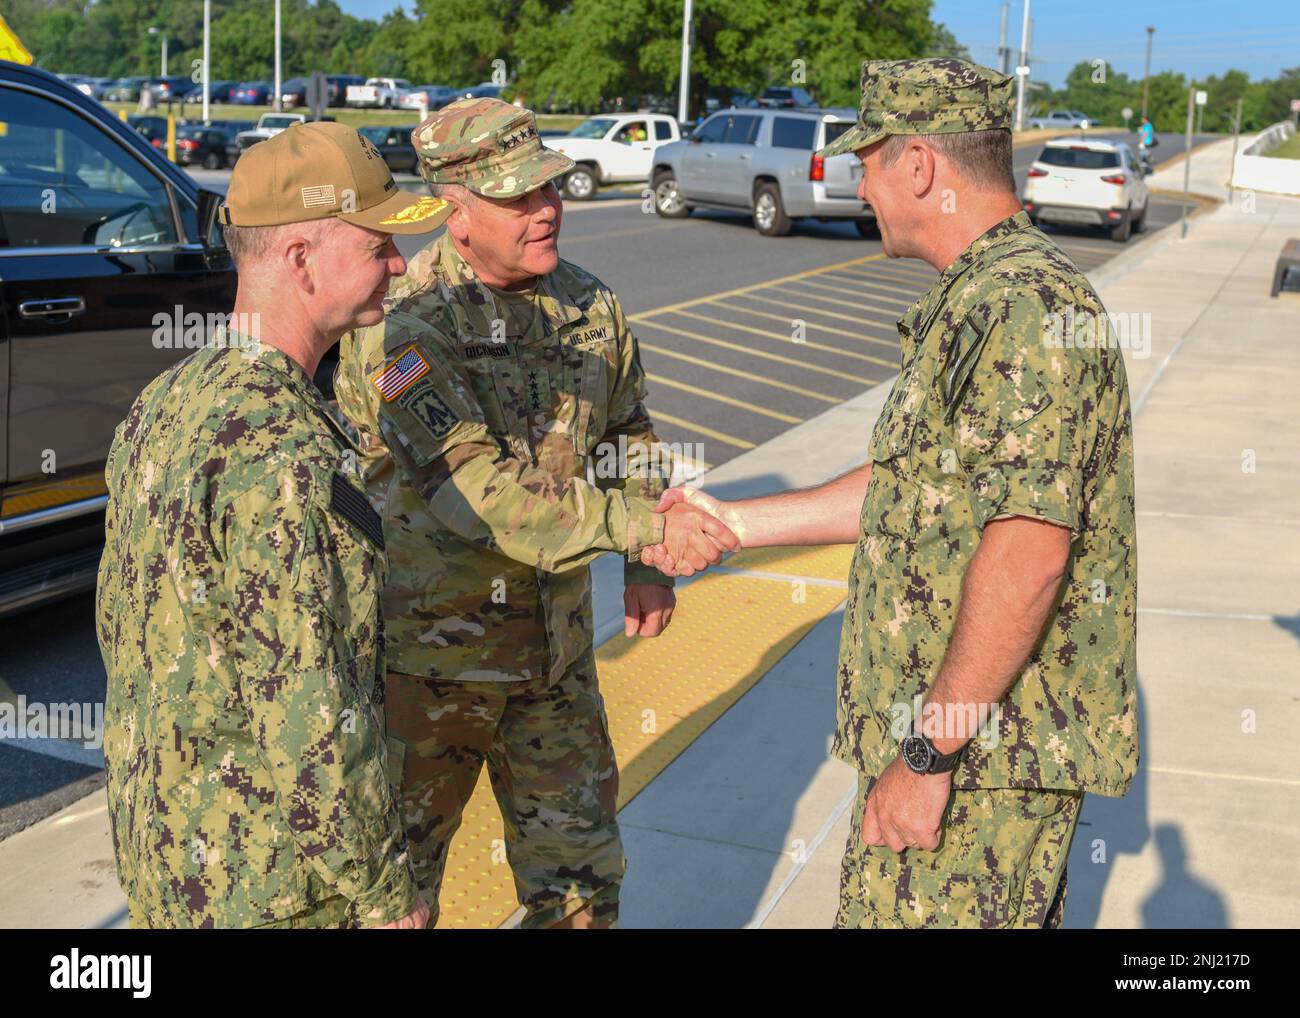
[413,97,575,199]
[818,58,1014,159]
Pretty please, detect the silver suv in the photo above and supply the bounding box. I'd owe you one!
[651,108,877,237]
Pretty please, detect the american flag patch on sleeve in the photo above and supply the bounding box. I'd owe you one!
[371,344,431,401]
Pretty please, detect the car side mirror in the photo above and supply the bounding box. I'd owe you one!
[689,133,702,143]
[196,188,228,252]
[1143,165,1154,176]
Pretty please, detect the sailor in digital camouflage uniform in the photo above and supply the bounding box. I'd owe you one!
[647,59,1138,928]
[334,97,735,929]
[95,121,451,928]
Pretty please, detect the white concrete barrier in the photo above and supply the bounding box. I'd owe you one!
[1232,121,1300,195]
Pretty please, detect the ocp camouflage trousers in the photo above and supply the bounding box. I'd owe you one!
[385,651,624,929]
[836,770,1082,929]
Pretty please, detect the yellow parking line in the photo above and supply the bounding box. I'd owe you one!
[710,299,900,352]
[817,271,925,300]
[836,262,936,288]
[745,290,897,328]
[647,373,804,424]
[767,281,894,314]
[799,276,914,305]
[640,343,843,404]
[671,309,896,369]
[628,253,887,323]
[648,409,757,449]
[642,319,874,383]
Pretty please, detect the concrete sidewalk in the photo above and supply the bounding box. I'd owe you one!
[3,134,1297,928]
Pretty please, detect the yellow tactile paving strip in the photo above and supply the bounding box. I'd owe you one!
[433,543,856,927]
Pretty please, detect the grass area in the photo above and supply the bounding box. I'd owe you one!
[103,101,588,133]
[1262,131,1300,159]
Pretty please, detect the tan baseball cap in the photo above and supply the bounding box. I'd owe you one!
[220,121,452,234]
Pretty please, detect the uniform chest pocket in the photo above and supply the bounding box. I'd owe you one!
[569,344,612,455]
[861,368,926,540]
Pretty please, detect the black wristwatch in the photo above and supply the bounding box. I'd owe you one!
[900,722,966,775]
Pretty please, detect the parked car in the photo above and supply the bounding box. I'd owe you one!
[279,77,309,108]
[459,83,503,100]
[103,76,149,102]
[346,77,411,109]
[399,85,458,111]
[759,87,817,108]
[547,114,683,200]
[231,81,273,105]
[357,125,418,173]
[234,112,307,156]
[176,124,235,169]
[1029,110,1091,130]
[1022,138,1149,242]
[0,61,236,616]
[651,106,874,237]
[183,80,236,104]
[326,74,366,106]
[705,89,759,113]
[146,76,198,104]
[127,114,170,150]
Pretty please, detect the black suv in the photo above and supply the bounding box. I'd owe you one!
[0,60,235,615]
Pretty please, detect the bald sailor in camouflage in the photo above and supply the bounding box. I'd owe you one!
[335,98,738,929]
[96,122,452,928]
[645,59,1139,928]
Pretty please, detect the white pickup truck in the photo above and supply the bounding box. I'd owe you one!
[546,113,683,199]
[234,112,307,156]
[346,77,412,109]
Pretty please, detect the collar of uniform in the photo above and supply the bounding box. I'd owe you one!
[432,230,584,344]
[898,210,1032,340]
[221,327,362,452]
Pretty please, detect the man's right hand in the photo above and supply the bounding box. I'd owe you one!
[655,502,740,577]
[374,899,429,929]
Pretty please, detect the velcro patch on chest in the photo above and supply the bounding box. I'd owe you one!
[371,344,431,402]
[564,325,612,347]
[330,471,385,549]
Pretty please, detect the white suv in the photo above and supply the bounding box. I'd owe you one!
[1022,138,1150,242]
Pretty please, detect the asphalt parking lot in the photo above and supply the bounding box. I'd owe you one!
[0,130,1214,840]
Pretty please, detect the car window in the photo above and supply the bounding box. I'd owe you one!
[613,120,650,144]
[0,89,177,249]
[654,120,673,141]
[724,115,760,145]
[822,121,857,149]
[771,116,817,150]
[694,115,729,143]
[1038,146,1120,169]
[571,118,618,140]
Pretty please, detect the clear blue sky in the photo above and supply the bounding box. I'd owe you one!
[337,0,1300,87]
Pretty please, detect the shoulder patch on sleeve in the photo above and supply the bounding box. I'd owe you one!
[330,471,385,549]
[371,343,431,402]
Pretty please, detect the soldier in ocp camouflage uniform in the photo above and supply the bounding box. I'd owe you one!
[96,122,450,928]
[646,59,1138,928]
[334,98,736,928]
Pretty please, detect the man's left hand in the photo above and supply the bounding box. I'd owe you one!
[860,756,955,853]
[624,583,676,638]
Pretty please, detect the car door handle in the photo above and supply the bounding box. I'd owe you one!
[18,297,86,319]
[704,152,715,157]
[739,153,751,160]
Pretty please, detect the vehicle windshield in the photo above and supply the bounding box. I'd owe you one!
[569,118,617,139]
[1038,147,1120,169]
[358,127,389,144]
[260,116,300,129]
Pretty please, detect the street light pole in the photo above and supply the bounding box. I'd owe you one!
[677,0,692,126]
[274,0,282,113]
[1015,0,1031,131]
[1181,83,1194,239]
[202,0,210,124]
[998,3,1010,76]
[1141,26,1154,121]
